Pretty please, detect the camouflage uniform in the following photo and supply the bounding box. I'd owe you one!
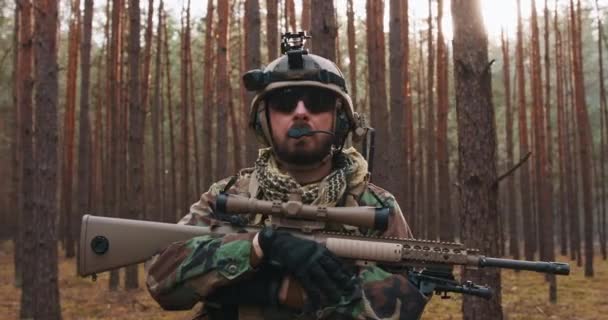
[146,148,429,320]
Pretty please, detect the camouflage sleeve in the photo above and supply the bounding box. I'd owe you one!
[318,188,429,319]
[146,177,258,310]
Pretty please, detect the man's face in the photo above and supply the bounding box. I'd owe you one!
[266,87,337,165]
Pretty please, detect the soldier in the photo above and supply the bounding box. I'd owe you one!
[146,33,429,319]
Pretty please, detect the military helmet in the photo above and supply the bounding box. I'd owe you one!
[243,32,362,149]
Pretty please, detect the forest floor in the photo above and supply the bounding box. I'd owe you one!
[1,241,607,320]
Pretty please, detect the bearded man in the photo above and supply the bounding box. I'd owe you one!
[146,33,429,320]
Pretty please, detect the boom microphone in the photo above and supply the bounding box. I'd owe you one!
[287,127,334,138]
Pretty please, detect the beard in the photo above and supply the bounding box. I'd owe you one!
[274,134,334,166]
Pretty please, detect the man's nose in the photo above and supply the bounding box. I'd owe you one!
[293,100,310,118]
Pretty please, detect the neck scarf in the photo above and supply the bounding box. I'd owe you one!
[253,147,368,207]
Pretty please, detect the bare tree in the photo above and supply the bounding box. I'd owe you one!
[415,37,426,233]
[452,0,502,318]
[202,0,215,189]
[179,1,191,211]
[125,0,143,289]
[516,0,534,261]
[18,1,35,316]
[152,0,164,221]
[11,0,21,286]
[108,0,123,290]
[389,0,403,203]
[346,0,357,111]
[570,0,595,276]
[564,11,581,265]
[594,0,608,260]
[501,29,518,258]
[244,0,261,165]
[366,0,389,189]
[530,0,556,300]
[301,0,311,32]
[142,0,155,219]
[32,0,62,316]
[403,0,415,224]
[554,1,569,256]
[310,0,336,60]
[285,0,296,31]
[163,9,178,222]
[436,0,452,241]
[60,0,80,258]
[267,0,279,59]
[216,0,231,179]
[426,0,437,240]
[76,0,94,261]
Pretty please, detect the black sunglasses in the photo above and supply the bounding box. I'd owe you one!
[266,87,338,114]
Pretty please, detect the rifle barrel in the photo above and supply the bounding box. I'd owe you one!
[478,257,570,275]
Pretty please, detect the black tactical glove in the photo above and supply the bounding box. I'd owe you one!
[257,227,357,310]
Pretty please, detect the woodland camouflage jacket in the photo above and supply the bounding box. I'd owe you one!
[146,167,429,320]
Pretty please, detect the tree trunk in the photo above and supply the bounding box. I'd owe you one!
[403,0,414,226]
[346,0,357,112]
[594,0,608,260]
[266,0,279,59]
[125,0,142,289]
[18,0,35,316]
[425,0,437,240]
[570,0,594,277]
[530,0,544,264]
[151,0,162,218]
[11,0,22,288]
[436,0,452,242]
[244,0,261,166]
[501,30,518,259]
[179,2,190,215]
[543,0,558,301]
[32,0,62,316]
[202,0,215,189]
[142,0,155,219]
[152,0,164,221]
[554,1,569,257]
[415,40,426,234]
[76,0,94,261]
[388,0,403,205]
[516,0,534,262]
[230,0,243,173]
[108,0,123,290]
[61,0,80,259]
[310,0,336,60]
[163,10,178,222]
[366,0,389,190]
[301,0,311,33]
[564,12,582,265]
[285,0,296,32]
[451,0,502,318]
[93,45,105,221]
[216,0,230,179]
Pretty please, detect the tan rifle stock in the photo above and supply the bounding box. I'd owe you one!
[78,215,570,278]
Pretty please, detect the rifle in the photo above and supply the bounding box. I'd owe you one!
[78,193,570,299]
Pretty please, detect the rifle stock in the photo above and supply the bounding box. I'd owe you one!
[78,215,223,277]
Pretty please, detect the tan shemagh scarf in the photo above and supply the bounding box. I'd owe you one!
[253,147,368,207]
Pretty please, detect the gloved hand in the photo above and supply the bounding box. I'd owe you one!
[257,227,357,310]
